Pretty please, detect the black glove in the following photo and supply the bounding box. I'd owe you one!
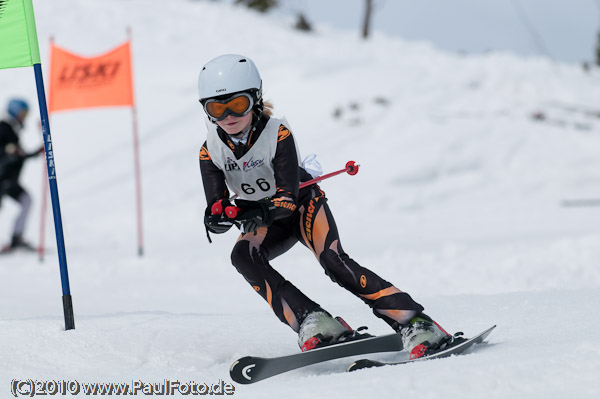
[204,200,234,234]
[234,199,276,233]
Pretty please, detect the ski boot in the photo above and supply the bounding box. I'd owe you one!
[298,310,372,352]
[399,313,463,359]
[2,235,35,254]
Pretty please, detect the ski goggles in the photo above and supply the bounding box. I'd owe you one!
[203,92,254,121]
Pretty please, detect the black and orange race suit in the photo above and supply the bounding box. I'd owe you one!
[199,115,423,333]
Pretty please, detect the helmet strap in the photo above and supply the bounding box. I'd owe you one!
[253,97,264,115]
[246,96,264,135]
[249,111,262,134]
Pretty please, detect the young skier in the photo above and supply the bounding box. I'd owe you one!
[0,98,43,253]
[198,54,455,358]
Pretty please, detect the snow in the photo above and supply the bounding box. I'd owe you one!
[1,0,599,397]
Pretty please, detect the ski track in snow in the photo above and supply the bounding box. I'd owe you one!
[1,0,599,398]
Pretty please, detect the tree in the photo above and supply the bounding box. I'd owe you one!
[596,31,600,67]
[362,0,373,39]
[295,13,312,32]
[235,0,278,13]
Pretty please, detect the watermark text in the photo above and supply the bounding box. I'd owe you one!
[10,378,235,396]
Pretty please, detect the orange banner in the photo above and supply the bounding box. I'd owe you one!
[48,42,134,112]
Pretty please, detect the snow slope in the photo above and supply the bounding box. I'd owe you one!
[1,0,599,397]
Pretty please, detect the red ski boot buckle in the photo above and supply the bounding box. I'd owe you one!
[409,344,428,360]
[301,336,322,352]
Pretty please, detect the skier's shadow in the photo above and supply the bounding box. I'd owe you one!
[297,341,502,378]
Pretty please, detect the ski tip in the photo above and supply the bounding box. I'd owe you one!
[485,325,497,334]
[229,356,260,385]
[471,324,496,338]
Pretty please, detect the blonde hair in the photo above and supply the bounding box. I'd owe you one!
[262,99,274,117]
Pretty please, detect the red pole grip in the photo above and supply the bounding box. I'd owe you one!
[224,205,242,219]
[211,200,224,215]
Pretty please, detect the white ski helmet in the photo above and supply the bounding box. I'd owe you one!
[198,54,262,103]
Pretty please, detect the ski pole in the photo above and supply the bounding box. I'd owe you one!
[213,161,360,219]
[298,160,359,189]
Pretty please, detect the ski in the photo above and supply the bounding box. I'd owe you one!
[0,245,37,255]
[347,325,496,372]
[229,332,404,384]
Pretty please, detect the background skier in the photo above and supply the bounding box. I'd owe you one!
[0,98,43,253]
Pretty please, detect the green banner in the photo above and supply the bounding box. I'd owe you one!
[0,0,41,69]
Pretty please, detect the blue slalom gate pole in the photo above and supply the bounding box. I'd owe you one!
[33,63,75,331]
